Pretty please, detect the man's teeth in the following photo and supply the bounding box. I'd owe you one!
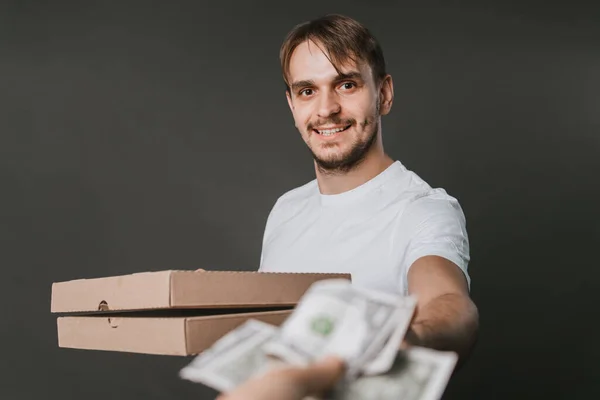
[318,126,346,136]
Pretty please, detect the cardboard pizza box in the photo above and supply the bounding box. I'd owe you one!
[51,270,351,356]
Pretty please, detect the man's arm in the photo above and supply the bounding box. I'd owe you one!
[403,255,479,366]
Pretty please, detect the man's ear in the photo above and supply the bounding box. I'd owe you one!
[379,74,394,116]
[286,90,294,112]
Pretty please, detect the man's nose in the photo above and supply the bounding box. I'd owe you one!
[316,91,341,118]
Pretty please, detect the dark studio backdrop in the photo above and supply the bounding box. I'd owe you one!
[1,1,598,399]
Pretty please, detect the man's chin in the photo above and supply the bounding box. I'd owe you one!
[312,150,344,165]
[313,154,358,172]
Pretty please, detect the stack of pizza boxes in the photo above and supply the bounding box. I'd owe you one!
[51,269,350,356]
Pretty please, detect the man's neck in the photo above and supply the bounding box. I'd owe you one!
[315,152,395,195]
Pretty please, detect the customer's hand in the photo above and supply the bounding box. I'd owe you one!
[216,356,345,400]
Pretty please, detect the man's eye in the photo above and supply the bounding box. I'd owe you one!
[300,89,313,96]
[342,82,356,90]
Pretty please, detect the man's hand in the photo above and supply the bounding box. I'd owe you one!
[216,356,345,400]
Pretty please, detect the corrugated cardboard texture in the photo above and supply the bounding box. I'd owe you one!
[51,270,351,313]
[169,271,349,308]
[57,309,293,356]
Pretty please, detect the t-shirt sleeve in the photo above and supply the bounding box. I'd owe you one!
[398,192,471,294]
[258,198,282,271]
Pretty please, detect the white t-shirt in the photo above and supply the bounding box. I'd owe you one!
[258,161,470,296]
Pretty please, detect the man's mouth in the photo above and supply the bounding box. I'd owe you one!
[313,124,352,137]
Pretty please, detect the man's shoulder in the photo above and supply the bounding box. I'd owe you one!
[389,162,462,209]
[266,179,318,221]
[262,179,317,239]
[273,179,318,207]
[397,185,467,231]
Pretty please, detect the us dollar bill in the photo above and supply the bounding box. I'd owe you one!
[330,346,458,400]
[180,320,457,400]
[262,279,417,377]
[179,319,280,392]
[179,279,456,399]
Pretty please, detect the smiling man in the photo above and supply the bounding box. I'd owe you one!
[258,14,479,364]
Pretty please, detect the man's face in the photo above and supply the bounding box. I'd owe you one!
[286,40,386,172]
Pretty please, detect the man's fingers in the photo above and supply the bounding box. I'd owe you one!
[216,357,345,400]
[295,356,346,396]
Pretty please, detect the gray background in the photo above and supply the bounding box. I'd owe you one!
[2,1,598,399]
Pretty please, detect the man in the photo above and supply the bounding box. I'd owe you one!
[258,14,479,364]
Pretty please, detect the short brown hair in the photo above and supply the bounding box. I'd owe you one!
[280,14,387,91]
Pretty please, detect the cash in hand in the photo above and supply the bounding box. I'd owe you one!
[179,279,458,400]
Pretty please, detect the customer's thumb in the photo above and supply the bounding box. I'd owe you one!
[300,356,346,396]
